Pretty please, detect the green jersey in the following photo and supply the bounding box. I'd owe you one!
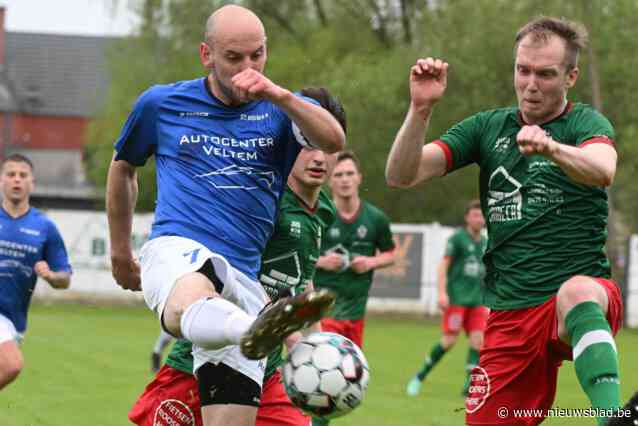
[437,102,614,310]
[314,201,395,320]
[165,187,336,379]
[444,228,487,307]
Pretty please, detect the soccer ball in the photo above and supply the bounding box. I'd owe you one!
[282,332,370,419]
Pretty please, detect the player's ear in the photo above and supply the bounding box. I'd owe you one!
[200,42,214,70]
[565,66,579,89]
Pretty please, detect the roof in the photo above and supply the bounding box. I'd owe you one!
[3,32,115,117]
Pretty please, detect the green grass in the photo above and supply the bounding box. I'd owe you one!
[1,303,637,426]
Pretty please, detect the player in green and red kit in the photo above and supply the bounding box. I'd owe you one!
[387,17,623,426]
[128,87,344,426]
[407,200,488,397]
[314,151,396,351]
[312,151,395,426]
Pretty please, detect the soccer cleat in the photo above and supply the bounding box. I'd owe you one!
[151,352,161,374]
[606,391,638,425]
[240,289,336,360]
[406,376,422,397]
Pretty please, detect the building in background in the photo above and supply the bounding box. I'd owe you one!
[0,6,112,208]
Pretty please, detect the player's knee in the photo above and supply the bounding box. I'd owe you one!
[469,332,483,349]
[0,355,23,384]
[441,334,457,349]
[163,273,220,336]
[557,276,607,317]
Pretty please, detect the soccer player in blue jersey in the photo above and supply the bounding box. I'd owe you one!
[0,154,72,391]
[106,5,344,426]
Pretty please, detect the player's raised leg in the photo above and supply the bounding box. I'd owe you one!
[557,275,623,425]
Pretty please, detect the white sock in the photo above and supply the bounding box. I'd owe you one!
[153,329,173,354]
[180,297,255,350]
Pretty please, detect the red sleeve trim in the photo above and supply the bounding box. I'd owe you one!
[579,136,616,149]
[431,140,453,173]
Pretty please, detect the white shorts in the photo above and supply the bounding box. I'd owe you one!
[0,314,22,344]
[140,236,269,386]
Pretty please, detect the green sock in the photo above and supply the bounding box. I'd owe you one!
[565,301,620,426]
[416,343,447,381]
[462,348,480,394]
[312,417,329,426]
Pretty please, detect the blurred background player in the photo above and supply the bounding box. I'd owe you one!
[150,328,173,373]
[107,5,344,426]
[406,200,487,397]
[128,87,345,426]
[313,150,395,426]
[387,16,622,426]
[0,154,72,391]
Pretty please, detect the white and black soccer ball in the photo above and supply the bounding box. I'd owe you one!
[282,332,370,419]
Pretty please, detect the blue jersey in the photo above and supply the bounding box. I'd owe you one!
[0,208,71,333]
[114,78,312,278]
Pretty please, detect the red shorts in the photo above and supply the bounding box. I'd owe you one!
[320,317,365,348]
[129,366,309,426]
[442,305,489,336]
[466,278,623,425]
[256,370,311,426]
[129,365,201,426]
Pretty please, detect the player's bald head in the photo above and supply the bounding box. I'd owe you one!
[205,5,266,46]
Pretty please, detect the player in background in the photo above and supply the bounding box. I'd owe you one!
[406,200,487,397]
[150,328,173,373]
[0,154,72,391]
[386,16,622,426]
[312,150,395,426]
[128,86,346,426]
[107,5,344,426]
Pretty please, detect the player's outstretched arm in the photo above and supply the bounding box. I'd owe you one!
[386,58,449,188]
[516,125,617,187]
[231,69,345,153]
[106,155,141,291]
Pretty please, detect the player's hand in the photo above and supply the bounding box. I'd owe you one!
[34,261,53,280]
[111,254,141,291]
[319,252,345,272]
[409,58,449,118]
[438,292,449,312]
[516,125,559,157]
[231,68,288,103]
[350,256,375,274]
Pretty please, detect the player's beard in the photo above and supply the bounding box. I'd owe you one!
[211,69,243,106]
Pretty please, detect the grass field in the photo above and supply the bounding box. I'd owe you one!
[1,303,637,426]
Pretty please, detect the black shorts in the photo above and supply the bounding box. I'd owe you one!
[196,362,262,407]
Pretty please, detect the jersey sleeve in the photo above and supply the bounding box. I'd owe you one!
[375,211,396,252]
[113,87,161,166]
[436,113,484,173]
[444,233,458,258]
[572,107,615,148]
[44,220,72,274]
[286,95,322,149]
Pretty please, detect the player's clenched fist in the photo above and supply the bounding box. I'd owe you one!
[516,125,558,157]
[409,57,449,117]
[111,255,141,291]
[231,68,287,103]
[34,261,53,280]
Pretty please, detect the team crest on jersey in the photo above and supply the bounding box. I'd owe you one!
[357,225,368,239]
[154,398,196,426]
[290,221,301,238]
[329,227,340,239]
[493,136,510,152]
